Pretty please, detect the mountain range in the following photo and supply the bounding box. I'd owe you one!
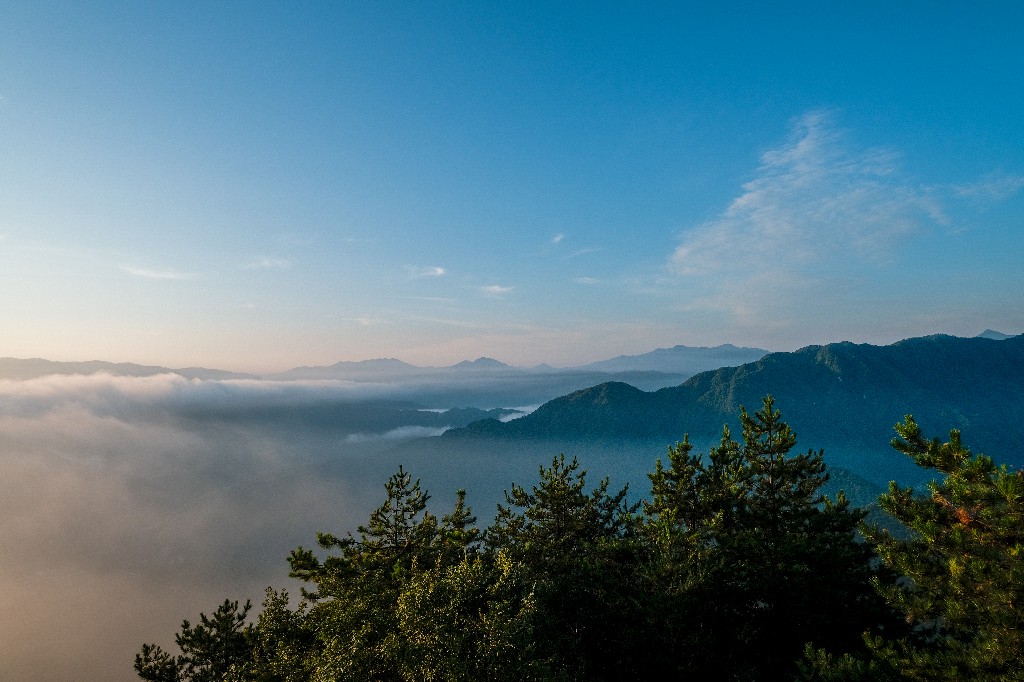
[0,344,770,407]
[438,333,1024,487]
[268,343,769,382]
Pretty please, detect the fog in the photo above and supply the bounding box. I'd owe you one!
[0,374,515,681]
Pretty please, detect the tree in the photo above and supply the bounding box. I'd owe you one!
[855,417,1024,680]
[486,454,644,680]
[265,466,544,680]
[643,396,888,680]
[642,428,747,674]
[288,466,465,597]
[246,588,312,682]
[135,599,254,682]
[393,550,544,681]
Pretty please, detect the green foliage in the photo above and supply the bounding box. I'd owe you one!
[856,417,1024,680]
[644,396,889,680]
[249,466,543,681]
[140,398,1024,681]
[135,599,254,682]
[487,454,644,679]
[288,466,474,599]
[393,551,543,681]
[246,588,311,682]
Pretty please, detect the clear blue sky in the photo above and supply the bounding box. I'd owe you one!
[2,2,1021,371]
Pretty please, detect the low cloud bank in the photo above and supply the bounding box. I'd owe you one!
[345,425,452,443]
[0,375,458,681]
[0,372,409,420]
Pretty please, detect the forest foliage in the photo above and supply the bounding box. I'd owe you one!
[136,397,1024,681]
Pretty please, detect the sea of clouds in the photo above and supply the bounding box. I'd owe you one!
[0,373,466,681]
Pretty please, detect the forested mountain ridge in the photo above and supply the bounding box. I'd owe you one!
[444,334,1024,483]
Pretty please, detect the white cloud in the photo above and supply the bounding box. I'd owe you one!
[344,425,450,442]
[574,277,599,285]
[405,265,447,278]
[244,257,291,270]
[120,265,198,280]
[658,109,1001,337]
[481,284,514,295]
[551,233,566,244]
[564,247,603,259]
[671,110,944,279]
[0,374,419,681]
[954,172,1024,202]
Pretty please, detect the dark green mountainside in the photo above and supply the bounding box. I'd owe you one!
[443,334,1024,485]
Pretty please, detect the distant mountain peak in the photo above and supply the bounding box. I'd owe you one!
[442,333,1024,485]
[328,358,419,369]
[574,343,769,374]
[450,357,512,370]
[977,329,1014,341]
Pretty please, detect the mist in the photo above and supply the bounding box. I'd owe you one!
[0,374,506,681]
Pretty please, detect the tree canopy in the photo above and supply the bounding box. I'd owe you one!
[136,397,1023,681]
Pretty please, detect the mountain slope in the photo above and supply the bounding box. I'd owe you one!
[443,335,1024,484]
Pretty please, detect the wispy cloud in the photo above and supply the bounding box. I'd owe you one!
[954,172,1024,202]
[574,277,600,285]
[551,233,566,244]
[344,425,450,443]
[481,284,514,296]
[405,265,447,278]
[120,265,198,280]
[657,109,1004,335]
[564,247,603,259]
[244,257,291,270]
[671,110,943,279]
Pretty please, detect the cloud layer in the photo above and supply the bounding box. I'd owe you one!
[0,374,465,681]
[120,265,199,280]
[665,110,1023,335]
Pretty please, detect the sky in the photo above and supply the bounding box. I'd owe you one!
[2,2,1022,372]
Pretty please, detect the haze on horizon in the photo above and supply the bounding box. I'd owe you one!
[1,3,1022,373]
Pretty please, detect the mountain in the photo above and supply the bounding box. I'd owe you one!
[272,343,768,383]
[449,357,518,372]
[977,329,1015,340]
[273,358,425,381]
[0,358,258,381]
[575,343,769,374]
[265,345,763,405]
[440,335,1024,486]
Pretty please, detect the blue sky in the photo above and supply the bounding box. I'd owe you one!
[1,2,1021,371]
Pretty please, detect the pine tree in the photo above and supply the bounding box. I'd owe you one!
[858,417,1024,680]
[487,454,644,680]
[393,550,543,681]
[643,397,887,680]
[134,599,254,682]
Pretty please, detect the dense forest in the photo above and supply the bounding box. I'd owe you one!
[136,397,1023,681]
